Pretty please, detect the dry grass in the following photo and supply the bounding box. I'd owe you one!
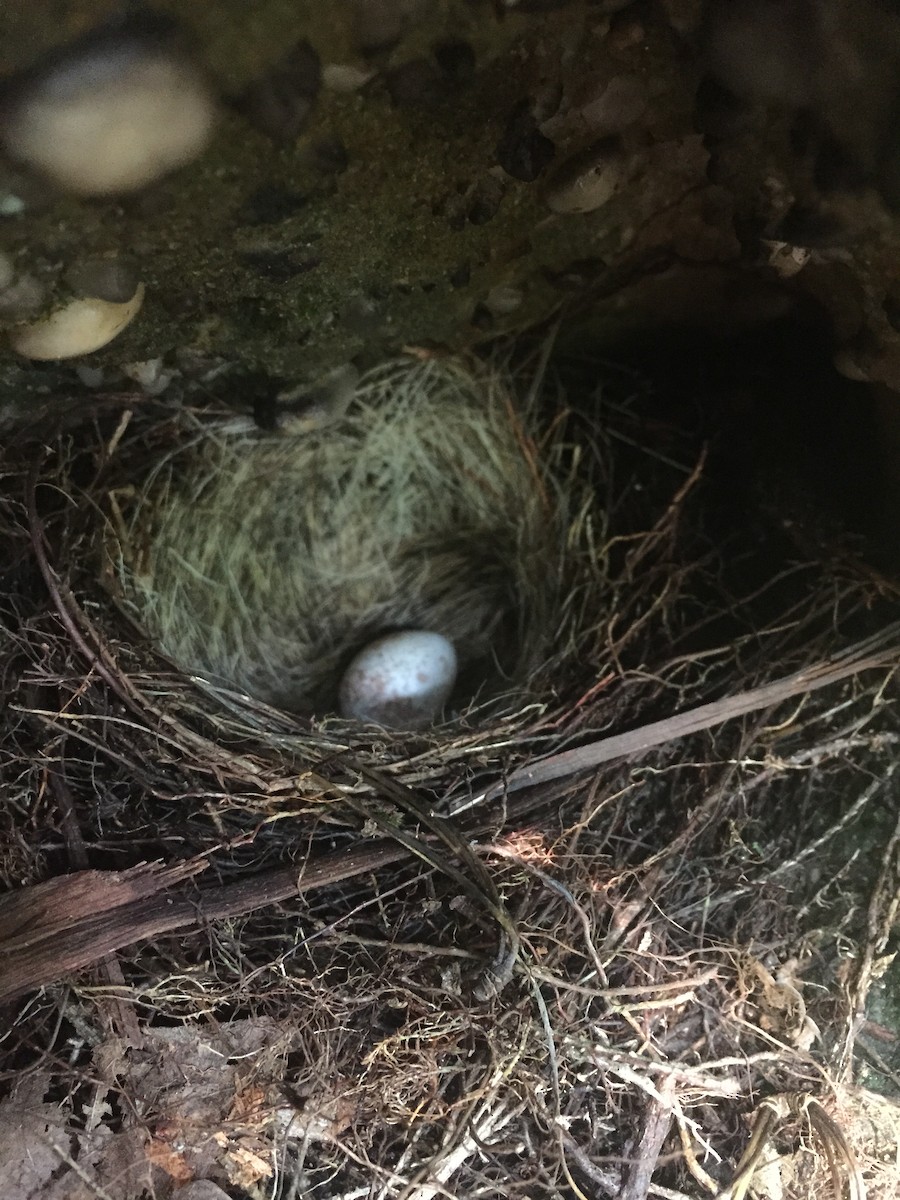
[112,356,567,718]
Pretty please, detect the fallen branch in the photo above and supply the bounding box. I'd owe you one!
[0,841,408,1003]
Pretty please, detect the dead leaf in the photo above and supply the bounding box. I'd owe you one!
[226,1143,273,1190]
[228,1084,268,1127]
[748,957,820,1050]
[144,1137,194,1184]
[0,1073,70,1199]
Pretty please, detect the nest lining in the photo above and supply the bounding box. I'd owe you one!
[114,356,578,722]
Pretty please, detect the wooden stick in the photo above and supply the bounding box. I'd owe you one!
[0,841,409,1003]
[452,624,900,813]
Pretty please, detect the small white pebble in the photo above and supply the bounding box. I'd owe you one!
[546,141,628,214]
[0,272,45,320]
[485,284,523,316]
[763,239,810,279]
[0,192,26,216]
[339,630,458,729]
[321,63,376,92]
[2,41,216,195]
[123,357,172,394]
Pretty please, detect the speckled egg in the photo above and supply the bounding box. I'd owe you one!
[338,631,458,729]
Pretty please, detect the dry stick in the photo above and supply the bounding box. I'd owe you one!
[805,1100,867,1200]
[837,800,900,1082]
[49,767,144,1047]
[0,769,556,1004]
[0,841,408,1003]
[558,1134,621,1198]
[42,1136,117,1200]
[27,456,142,715]
[723,1103,780,1200]
[453,624,900,813]
[621,1077,677,1200]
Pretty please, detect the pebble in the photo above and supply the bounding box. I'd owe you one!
[546,137,628,214]
[1,33,216,195]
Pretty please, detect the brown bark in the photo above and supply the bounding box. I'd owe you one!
[0,841,408,1003]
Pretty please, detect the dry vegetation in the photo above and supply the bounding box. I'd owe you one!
[0,347,898,1199]
[112,357,563,715]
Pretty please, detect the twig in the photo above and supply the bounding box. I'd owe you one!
[676,766,895,922]
[675,1110,719,1195]
[42,1136,117,1200]
[0,841,409,1001]
[805,1098,868,1200]
[838,797,900,1080]
[452,624,900,813]
[49,766,144,1047]
[404,1099,520,1200]
[559,1133,621,1197]
[718,1100,781,1200]
[621,1076,676,1200]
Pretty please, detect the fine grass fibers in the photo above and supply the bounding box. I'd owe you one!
[114,355,576,722]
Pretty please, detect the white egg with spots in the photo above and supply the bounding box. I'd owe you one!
[339,631,458,729]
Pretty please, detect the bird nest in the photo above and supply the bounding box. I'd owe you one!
[79,349,619,799]
[1,342,899,1200]
[110,355,573,723]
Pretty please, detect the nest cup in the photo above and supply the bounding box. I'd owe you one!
[113,355,592,729]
